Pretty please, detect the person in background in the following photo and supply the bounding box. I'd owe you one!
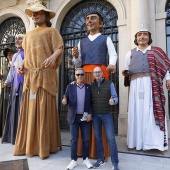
[2,34,24,144]
[62,68,93,170]
[0,47,15,137]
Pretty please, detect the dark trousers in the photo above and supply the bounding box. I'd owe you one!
[70,114,90,160]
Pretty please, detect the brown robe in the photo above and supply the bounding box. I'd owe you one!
[14,27,63,159]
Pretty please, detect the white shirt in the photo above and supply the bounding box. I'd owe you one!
[73,33,117,67]
[125,45,170,80]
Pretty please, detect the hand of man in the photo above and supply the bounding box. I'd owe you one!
[62,95,67,105]
[42,56,56,68]
[8,62,11,68]
[109,96,114,105]
[70,81,76,85]
[86,114,92,122]
[106,64,116,73]
[166,80,170,90]
[4,82,10,87]
[72,46,79,59]
[42,48,62,68]
[17,64,25,75]
[122,70,130,77]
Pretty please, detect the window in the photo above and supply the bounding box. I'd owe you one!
[0,17,26,71]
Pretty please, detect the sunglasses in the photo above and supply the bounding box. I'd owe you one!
[76,74,84,77]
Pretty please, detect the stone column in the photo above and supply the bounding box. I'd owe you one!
[130,0,150,47]
[118,0,151,137]
[117,18,129,137]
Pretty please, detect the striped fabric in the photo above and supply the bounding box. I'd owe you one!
[148,46,170,131]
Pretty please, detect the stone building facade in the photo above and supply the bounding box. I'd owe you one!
[0,0,170,137]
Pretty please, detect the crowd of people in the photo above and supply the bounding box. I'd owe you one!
[0,0,170,170]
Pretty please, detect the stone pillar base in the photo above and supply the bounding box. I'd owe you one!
[118,113,128,137]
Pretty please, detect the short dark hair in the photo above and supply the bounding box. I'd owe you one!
[3,48,16,58]
[86,11,104,22]
[134,32,152,46]
[85,11,104,32]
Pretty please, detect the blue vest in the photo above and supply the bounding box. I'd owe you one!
[80,35,107,66]
[129,48,150,75]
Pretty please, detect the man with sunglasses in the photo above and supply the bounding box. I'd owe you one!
[62,68,93,170]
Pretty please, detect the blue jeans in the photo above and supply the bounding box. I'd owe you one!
[70,114,90,161]
[93,113,119,167]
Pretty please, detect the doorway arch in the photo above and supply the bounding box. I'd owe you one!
[59,0,119,133]
[0,17,26,51]
[0,17,26,69]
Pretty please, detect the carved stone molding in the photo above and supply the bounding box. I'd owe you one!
[0,0,17,9]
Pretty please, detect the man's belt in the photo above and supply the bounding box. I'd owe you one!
[131,73,151,80]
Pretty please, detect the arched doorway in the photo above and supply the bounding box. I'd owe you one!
[0,17,26,50]
[59,0,119,133]
[0,17,26,62]
[166,0,170,117]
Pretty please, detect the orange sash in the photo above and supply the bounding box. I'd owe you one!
[83,64,109,80]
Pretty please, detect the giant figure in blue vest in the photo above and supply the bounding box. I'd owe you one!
[72,11,118,159]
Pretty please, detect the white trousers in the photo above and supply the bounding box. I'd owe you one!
[127,77,168,151]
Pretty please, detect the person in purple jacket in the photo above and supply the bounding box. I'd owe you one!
[62,68,93,170]
[1,34,24,144]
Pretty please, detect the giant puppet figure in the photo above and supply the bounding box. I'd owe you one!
[123,26,170,153]
[14,0,63,159]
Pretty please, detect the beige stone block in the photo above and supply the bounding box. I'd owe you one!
[0,0,17,9]
[118,114,128,137]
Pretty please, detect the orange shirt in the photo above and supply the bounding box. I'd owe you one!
[83,64,109,80]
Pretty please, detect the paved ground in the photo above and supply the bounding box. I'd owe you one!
[1,129,170,170]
